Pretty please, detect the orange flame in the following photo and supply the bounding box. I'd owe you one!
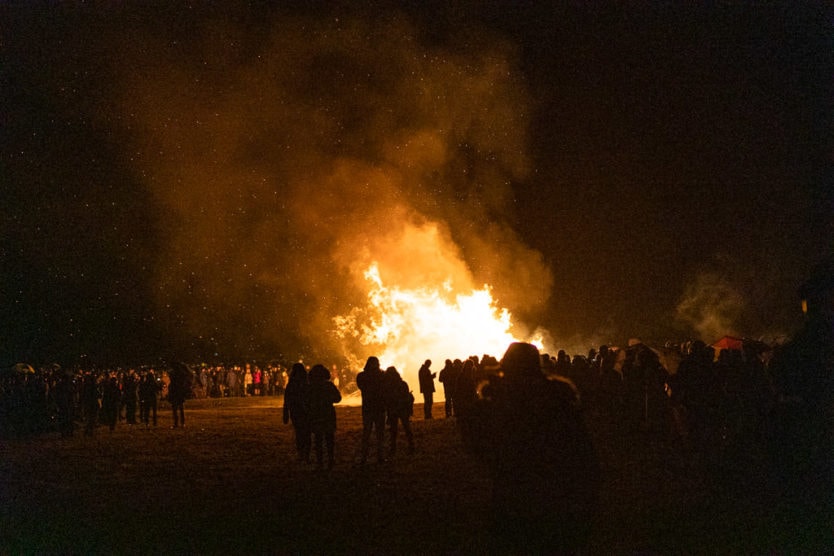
[335,261,538,395]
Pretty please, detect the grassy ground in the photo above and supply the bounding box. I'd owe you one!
[1,396,831,554]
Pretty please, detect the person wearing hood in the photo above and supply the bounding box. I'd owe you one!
[465,342,601,553]
[306,364,342,470]
[356,356,386,464]
[283,363,311,464]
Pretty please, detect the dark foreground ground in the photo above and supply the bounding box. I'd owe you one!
[1,396,832,554]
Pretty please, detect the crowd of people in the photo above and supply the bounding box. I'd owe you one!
[190,362,357,399]
[2,330,830,551]
[0,335,819,448]
[4,257,832,552]
[0,360,363,439]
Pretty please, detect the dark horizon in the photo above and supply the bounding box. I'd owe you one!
[3,2,832,367]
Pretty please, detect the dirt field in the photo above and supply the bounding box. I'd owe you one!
[1,396,831,554]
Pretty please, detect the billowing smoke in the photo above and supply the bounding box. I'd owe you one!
[106,13,552,364]
[675,249,803,345]
[675,272,745,342]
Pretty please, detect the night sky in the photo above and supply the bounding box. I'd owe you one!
[2,2,831,367]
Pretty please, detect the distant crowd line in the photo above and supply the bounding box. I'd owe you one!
[1,337,792,448]
[0,361,361,438]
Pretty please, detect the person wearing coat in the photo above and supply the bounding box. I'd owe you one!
[356,356,386,464]
[306,364,342,470]
[101,372,121,432]
[283,363,311,463]
[461,342,601,553]
[383,366,414,457]
[139,369,161,428]
[167,362,191,428]
[418,359,436,420]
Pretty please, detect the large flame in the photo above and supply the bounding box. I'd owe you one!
[334,252,540,395]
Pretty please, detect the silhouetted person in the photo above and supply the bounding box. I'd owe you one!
[306,364,342,470]
[769,280,834,497]
[554,349,572,377]
[738,341,775,437]
[383,366,414,457]
[122,369,139,425]
[438,358,457,418]
[283,363,311,463]
[167,362,191,428]
[571,354,593,398]
[139,370,160,428]
[53,369,76,438]
[672,341,721,443]
[418,359,436,419]
[101,372,121,432]
[227,367,239,397]
[80,371,100,436]
[454,359,479,446]
[622,342,670,434]
[356,356,386,464]
[596,344,623,423]
[462,342,600,553]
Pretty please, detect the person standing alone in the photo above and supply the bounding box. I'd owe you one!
[418,359,436,420]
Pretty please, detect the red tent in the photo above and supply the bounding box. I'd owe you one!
[712,336,744,352]
[711,336,773,362]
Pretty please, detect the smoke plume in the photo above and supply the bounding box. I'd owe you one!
[675,271,745,342]
[106,11,552,363]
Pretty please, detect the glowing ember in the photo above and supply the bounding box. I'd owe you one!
[334,262,530,395]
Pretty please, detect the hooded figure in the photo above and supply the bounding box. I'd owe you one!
[468,342,600,553]
[283,363,311,463]
[356,356,386,463]
[306,364,342,469]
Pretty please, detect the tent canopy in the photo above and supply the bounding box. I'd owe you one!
[711,336,773,361]
[712,336,744,352]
